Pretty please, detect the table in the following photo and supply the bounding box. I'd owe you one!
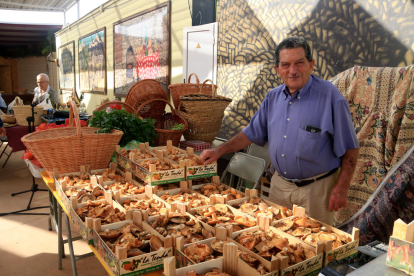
[40,172,163,276]
[4,125,29,152]
[347,254,406,276]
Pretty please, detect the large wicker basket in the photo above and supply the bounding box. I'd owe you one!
[21,101,123,175]
[13,105,43,126]
[177,102,223,143]
[168,73,217,109]
[94,101,135,113]
[179,79,231,117]
[136,99,188,147]
[125,79,167,118]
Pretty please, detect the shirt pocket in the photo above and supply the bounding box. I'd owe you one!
[295,128,323,163]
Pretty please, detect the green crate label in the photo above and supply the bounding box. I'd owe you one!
[386,236,414,275]
[282,254,322,276]
[187,164,217,179]
[151,169,185,184]
[326,240,359,263]
[120,249,172,275]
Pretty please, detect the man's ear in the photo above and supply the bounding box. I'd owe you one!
[274,65,279,75]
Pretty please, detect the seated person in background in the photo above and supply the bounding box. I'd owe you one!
[0,118,6,137]
[33,73,59,108]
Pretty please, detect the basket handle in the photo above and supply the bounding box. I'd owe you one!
[60,92,79,105]
[135,98,177,116]
[68,100,82,136]
[94,101,135,113]
[187,73,200,85]
[200,79,216,98]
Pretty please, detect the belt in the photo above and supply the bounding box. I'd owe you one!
[283,168,339,187]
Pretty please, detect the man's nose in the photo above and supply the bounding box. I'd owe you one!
[289,64,298,74]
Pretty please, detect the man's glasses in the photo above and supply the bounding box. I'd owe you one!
[36,81,47,84]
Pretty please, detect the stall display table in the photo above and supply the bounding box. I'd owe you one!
[346,254,405,276]
[40,171,163,276]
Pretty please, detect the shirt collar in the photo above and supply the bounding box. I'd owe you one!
[282,75,314,101]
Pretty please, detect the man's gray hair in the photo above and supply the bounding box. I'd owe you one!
[274,36,313,66]
[37,73,49,82]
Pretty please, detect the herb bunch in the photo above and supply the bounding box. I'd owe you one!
[89,108,157,147]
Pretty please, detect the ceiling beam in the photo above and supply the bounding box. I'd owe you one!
[0,0,66,11]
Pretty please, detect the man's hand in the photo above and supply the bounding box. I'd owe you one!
[200,148,222,165]
[329,148,359,212]
[199,132,253,166]
[329,183,348,212]
[0,126,6,138]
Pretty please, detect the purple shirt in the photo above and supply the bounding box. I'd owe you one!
[243,75,359,180]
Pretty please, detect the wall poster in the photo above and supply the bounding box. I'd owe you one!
[58,41,75,91]
[113,1,170,97]
[78,27,106,94]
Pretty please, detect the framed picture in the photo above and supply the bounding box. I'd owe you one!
[113,1,171,97]
[58,41,75,91]
[78,27,106,94]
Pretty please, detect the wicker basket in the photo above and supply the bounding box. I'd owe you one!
[179,79,231,117]
[177,102,223,143]
[21,101,123,175]
[60,92,79,108]
[125,79,167,118]
[94,101,135,113]
[13,105,44,126]
[136,99,188,147]
[169,73,217,109]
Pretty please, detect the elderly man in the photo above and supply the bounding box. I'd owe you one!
[200,36,359,225]
[33,73,59,108]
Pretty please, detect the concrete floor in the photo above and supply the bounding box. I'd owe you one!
[0,149,109,276]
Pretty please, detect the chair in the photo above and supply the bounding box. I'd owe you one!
[246,143,271,169]
[220,152,266,192]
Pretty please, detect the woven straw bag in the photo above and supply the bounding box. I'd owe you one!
[125,79,167,118]
[13,105,43,126]
[179,79,231,117]
[136,99,188,147]
[177,102,223,143]
[168,73,217,109]
[21,101,123,176]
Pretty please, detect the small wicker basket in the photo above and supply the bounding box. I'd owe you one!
[177,102,223,143]
[179,79,231,117]
[168,73,217,109]
[125,79,167,118]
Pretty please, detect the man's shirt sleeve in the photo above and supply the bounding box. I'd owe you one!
[242,94,269,147]
[332,99,360,157]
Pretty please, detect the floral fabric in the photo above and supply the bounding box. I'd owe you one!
[338,145,414,245]
[329,65,414,225]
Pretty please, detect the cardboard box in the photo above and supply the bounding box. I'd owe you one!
[154,181,210,212]
[92,211,173,276]
[229,219,324,276]
[386,219,414,274]
[131,152,186,185]
[166,226,278,276]
[190,176,247,205]
[272,216,359,267]
[70,195,125,244]
[115,143,155,172]
[229,189,295,223]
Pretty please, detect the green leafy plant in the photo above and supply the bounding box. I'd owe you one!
[88,108,157,147]
[169,123,184,131]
